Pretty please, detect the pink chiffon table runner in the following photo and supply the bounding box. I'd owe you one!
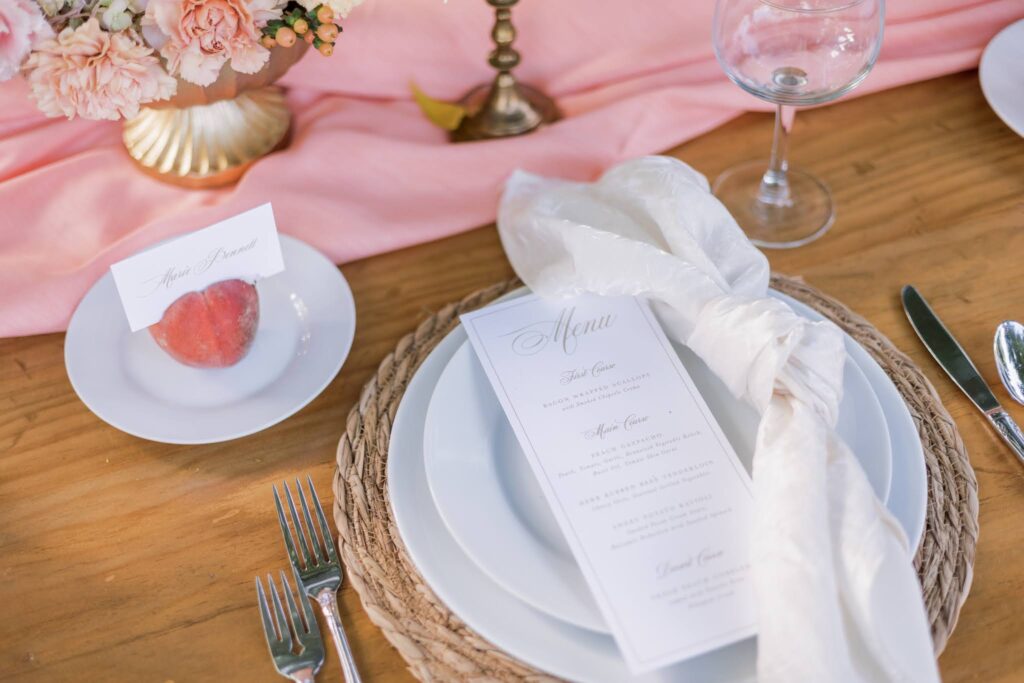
[0,0,1021,338]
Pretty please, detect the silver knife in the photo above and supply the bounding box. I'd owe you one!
[902,285,1024,465]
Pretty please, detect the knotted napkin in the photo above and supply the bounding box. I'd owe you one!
[497,156,939,682]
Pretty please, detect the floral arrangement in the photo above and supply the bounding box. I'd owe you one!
[0,0,361,120]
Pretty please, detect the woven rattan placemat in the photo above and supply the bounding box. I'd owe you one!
[333,275,979,681]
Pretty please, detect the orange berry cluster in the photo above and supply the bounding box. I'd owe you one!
[262,3,342,57]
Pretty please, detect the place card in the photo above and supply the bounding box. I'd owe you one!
[461,293,756,673]
[110,204,284,331]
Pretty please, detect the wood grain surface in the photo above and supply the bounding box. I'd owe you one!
[1,71,1022,682]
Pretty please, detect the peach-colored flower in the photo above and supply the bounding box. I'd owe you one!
[25,18,176,120]
[0,0,53,81]
[144,0,280,87]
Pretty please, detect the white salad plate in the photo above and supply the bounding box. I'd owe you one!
[65,235,356,444]
[388,289,928,682]
[980,18,1024,138]
[424,293,892,634]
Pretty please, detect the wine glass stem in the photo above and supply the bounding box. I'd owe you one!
[758,104,794,207]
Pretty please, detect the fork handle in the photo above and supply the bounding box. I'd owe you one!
[316,589,362,683]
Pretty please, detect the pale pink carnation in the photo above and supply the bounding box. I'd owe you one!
[144,0,280,87]
[0,0,53,81]
[25,18,176,120]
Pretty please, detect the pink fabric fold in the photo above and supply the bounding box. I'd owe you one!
[1,0,1021,337]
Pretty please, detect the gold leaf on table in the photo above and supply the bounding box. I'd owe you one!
[411,82,466,131]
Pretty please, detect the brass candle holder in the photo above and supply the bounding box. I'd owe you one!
[450,0,560,142]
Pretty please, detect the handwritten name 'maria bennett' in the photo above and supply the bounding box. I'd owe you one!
[504,305,617,356]
[143,264,193,294]
[195,238,259,274]
[141,238,259,296]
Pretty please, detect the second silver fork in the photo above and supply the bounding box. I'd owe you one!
[275,477,362,683]
[256,569,324,683]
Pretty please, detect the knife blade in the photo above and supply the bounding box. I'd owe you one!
[901,285,999,413]
[902,285,1024,465]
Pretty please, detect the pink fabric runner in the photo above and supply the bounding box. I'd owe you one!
[1,0,1021,338]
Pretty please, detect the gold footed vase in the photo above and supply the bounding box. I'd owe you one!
[123,45,307,188]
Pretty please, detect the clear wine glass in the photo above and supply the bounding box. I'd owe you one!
[712,0,884,248]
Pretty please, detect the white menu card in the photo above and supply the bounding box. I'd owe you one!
[461,293,757,672]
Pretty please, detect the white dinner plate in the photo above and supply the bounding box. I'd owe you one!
[388,291,927,682]
[980,19,1024,137]
[424,292,892,634]
[65,235,356,444]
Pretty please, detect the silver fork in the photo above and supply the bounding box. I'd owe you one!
[275,477,362,683]
[255,568,325,683]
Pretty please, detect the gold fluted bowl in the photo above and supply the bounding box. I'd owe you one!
[123,44,308,189]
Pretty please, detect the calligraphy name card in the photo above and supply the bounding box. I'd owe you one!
[110,204,284,331]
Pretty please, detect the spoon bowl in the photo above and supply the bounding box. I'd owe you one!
[994,320,1024,405]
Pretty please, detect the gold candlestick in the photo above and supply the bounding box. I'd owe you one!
[450,0,559,142]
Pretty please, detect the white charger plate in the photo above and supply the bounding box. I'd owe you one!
[65,235,355,444]
[388,291,927,683]
[424,292,892,634]
[980,18,1024,137]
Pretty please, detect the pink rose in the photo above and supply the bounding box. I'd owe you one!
[144,0,280,87]
[0,0,53,81]
[25,18,177,120]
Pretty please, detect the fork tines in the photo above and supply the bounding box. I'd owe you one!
[274,476,340,575]
[255,567,324,676]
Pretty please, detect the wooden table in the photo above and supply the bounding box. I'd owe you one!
[2,71,1023,682]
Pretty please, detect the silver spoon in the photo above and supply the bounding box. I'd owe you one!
[994,321,1024,405]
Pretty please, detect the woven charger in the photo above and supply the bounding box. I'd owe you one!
[333,275,979,681]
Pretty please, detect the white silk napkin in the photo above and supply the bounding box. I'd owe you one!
[497,156,939,683]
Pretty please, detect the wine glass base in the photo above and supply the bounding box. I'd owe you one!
[712,161,835,249]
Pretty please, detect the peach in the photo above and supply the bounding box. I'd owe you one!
[149,279,259,368]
